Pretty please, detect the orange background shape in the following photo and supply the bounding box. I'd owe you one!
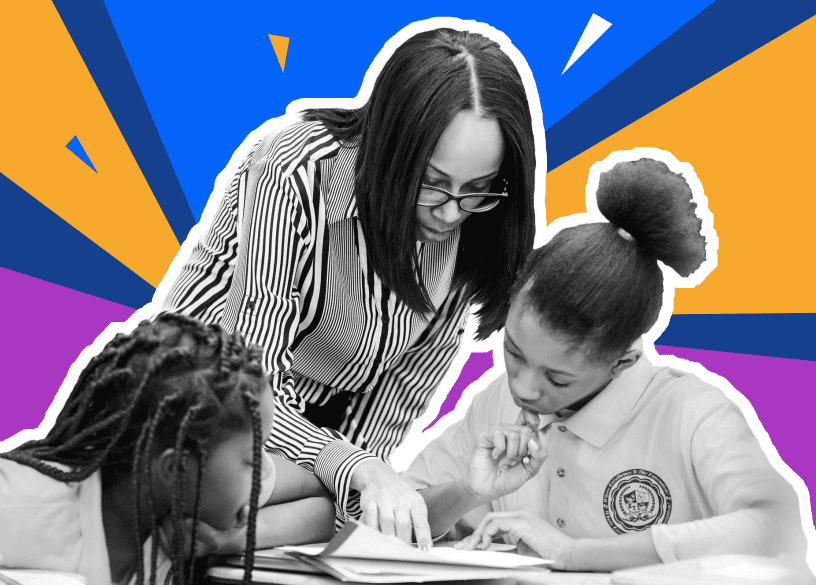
[270,35,290,72]
[0,1,180,287]
[546,16,816,315]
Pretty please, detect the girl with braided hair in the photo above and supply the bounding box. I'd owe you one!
[405,153,809,572]
[0,313,335,585]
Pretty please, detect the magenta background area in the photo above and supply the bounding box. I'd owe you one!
[0,268,136,438]
[424,351,494,431]
[654,345,816,511]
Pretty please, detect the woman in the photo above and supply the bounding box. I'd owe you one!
[407,156,808,569]
[160,24,539,545]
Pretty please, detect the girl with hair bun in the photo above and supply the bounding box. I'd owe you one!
[406,157,808,572]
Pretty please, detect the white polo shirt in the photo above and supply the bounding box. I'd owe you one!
[404,352,806,562]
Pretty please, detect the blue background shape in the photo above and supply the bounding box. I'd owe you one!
[103,0,718,219]
[54,0,195,245]
[65,136,97,172]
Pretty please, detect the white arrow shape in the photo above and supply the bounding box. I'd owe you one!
[563,13,612,75]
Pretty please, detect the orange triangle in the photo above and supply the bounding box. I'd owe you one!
[269,35,289,72]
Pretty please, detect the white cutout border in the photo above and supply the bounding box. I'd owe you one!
[1,16,812,574]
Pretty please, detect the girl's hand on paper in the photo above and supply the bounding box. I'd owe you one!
[465,413,547,501]
[455,510,575,570]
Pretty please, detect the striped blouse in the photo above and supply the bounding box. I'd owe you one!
[162,121,471,522]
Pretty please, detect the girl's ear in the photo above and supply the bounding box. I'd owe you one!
[609,348,642,380]
[151,448,201,515]
[154,448,180,492]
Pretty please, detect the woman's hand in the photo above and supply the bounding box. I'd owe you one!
[351,458,433,550]
[465,422,547,501]
[455,510,576,570]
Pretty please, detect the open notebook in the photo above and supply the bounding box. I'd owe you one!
[222,519,552,583]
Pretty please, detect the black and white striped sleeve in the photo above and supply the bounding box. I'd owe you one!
[267,401,377,527]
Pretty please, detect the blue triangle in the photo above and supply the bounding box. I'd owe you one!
[65,135,97,173]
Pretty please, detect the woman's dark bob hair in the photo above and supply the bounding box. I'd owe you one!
[303,27,536,339]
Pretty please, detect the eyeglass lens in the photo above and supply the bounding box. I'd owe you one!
[418,186,502,212]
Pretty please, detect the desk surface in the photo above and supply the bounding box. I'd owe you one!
[206,553,815,585]
[206,567,610,585]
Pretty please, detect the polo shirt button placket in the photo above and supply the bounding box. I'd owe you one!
[557,518,566,528]
[558,425,568,433]
[556,467,565,478]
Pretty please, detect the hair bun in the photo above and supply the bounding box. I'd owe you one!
[596,158,706,277]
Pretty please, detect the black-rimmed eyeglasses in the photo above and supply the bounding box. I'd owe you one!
[417,184,507,213]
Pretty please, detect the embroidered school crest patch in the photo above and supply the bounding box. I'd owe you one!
[603,469,672,534]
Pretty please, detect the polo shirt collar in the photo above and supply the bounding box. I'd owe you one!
[549,340,654,449]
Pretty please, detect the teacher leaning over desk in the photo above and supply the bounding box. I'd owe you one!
[160,24,540,548]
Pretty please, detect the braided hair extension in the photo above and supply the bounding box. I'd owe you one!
[131,397,159,585]
[0,313,268,585]
[141,391,188,585]
[135,388,205,585]
[185,442,207,585]
[167,401,208,585]
[241,392,263,585]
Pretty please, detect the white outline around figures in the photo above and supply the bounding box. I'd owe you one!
[1,15,813,575]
